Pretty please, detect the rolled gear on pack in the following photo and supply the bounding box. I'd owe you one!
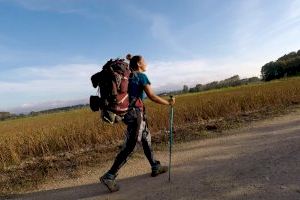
[90,58,131,124]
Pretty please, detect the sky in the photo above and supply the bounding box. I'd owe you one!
[1,0,300,113]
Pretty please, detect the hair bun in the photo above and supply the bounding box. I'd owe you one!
[126,54,132,61]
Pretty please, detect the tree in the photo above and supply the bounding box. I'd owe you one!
[248,77,260,82]
[261,49,300,81]
[278,51,297,61]
[183,85,189,93]
[195,84,203,92]
[261,62,274,81]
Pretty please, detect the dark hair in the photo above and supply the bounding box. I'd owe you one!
[126,54,142,71]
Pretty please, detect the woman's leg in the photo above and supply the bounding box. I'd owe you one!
[141,120,156,166]
[107,111,142,175]
[141,113,168,177]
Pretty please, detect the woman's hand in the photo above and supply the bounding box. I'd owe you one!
[168,97,175,106]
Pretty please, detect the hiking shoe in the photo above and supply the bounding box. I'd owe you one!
[100,173,120,192]
[151,161,168,177]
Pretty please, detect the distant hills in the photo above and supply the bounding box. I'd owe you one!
[0,104,89,121]
[28,104,88,116]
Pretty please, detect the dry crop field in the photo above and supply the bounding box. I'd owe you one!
[0,77,300,173]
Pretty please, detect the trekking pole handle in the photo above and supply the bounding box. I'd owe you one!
[169,95,174,106]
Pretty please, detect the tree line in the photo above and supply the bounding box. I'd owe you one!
[0,112,14,121]
[261,49,300,81]
[0,104,88,121]
[181,75,260,94]
[178,49,300,95]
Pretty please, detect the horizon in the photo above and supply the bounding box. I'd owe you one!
[1,0,300,113]
[5,73,257,114]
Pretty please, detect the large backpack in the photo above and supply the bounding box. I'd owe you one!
[90,58,131,124]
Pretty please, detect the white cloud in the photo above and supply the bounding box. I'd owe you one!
[148,15,189,55]
[123,4,189,56]
[232,1,264,51]
[0,64,99,93]
[231,0,300,59]
[147,57,262,91]
[2,0,104,19]
[0,63,100,112]
[287,0,300,20]
[7,0,84,14]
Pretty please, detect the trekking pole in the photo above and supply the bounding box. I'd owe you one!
[168,96,174,182]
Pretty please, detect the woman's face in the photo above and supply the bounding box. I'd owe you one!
[138,58,147,72]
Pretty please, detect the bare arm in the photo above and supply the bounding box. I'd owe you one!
[144,84,175,105]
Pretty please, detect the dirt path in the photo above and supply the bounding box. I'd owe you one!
[8,109,300,200]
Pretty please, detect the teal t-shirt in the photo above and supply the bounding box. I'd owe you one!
[128,72,151,101]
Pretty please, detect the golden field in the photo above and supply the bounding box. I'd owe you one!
[0,77,300,170]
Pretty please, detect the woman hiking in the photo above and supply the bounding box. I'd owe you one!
[100,54,176,192]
